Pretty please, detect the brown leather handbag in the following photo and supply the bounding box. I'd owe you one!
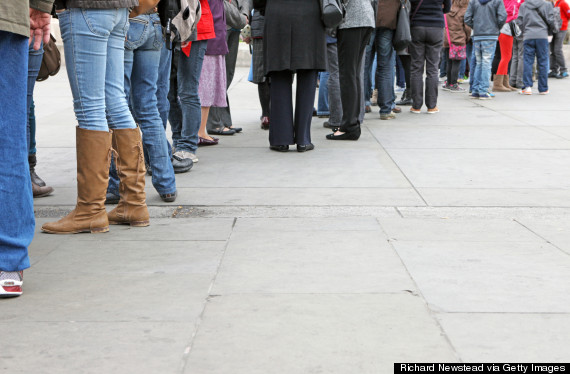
[36,34,61,82]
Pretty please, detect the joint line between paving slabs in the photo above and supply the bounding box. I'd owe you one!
[178,217,238,374]
[513,219,570,257]
[375,217,464,362]
[365,126,430,207]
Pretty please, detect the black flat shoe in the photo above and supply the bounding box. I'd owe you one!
[225,125,242,133]
[270,145,289,152]
[326,127,361,141]
[297,144,315,152]
[208,127,235,135]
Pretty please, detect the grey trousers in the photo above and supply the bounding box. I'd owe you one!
[207,29,240,131]
[409,26,443,110]
[326,42,343,127]
[550,30,567,74]
[510,36,525,87]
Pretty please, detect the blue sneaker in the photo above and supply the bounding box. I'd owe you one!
[479,92,494,100]
[470,93,480,99]
[557,72,568,79]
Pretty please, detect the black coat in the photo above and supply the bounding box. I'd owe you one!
[255,0,327,75]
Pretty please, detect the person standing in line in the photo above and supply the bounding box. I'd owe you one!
[549,0,570,78]
[493,0,522,91]
[442,0,471,92]
[517,0,556,94]
[43,0,152,234]
[206,0,252,136]
[326,0,374,140]
[1,0,53,297]
[409,0,452,113]
[322,32,343,130]
[509,0,526,88]
[464,0,507,99]
[254,0,326,152]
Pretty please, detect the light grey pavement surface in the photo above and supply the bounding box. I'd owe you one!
[4,62,570,373]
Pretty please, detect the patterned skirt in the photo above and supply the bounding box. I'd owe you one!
[198,54,227,107]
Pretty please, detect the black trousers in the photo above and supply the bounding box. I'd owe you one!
[410,26,444,110]
[445,49,461,85]
[399,54,411,90]
[337,27,373,132]
[269,70,317,146]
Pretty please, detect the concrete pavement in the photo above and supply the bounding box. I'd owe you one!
[3,65,570,373]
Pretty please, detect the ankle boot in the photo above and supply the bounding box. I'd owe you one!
[503,75,518,91]
[42,128,112,234]
[32,181,53,198]
[28,154,46,187]
[492,75,510,92]
[107,128,150,227]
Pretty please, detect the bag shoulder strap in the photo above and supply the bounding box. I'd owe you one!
[411,0,426,20]
[444,14,451,43]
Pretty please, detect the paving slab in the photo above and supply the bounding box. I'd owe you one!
[0,321,192,374]
[387,149,570,189]
[184,294,458,374]
[394,241,570,312]
[417,188,570,207]
[370,125,570,149]
[515,218,570,255]
[212,228,415,294]
[437,313,570,362]
[233,217,381,232]
[378,217,542,242]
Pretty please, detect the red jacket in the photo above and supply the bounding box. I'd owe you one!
[556,0,570,31]
[182,0,215,56]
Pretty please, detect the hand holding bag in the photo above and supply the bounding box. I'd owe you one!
[36,34,61,82]
[393,0,411,51]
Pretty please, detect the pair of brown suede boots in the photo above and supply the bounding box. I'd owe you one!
[492,74,518,92]
[41,127,149,234]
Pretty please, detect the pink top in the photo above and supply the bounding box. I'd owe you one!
[504,0,524,23]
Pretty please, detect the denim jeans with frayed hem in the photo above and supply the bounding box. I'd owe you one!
[169,41,208,154]
[108,14,177,197]
[59,8,136,131]
[523,38,549,93]
[0,31,34,272]
[472,40,497,95]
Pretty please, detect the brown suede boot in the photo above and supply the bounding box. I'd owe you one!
[492,75,510,92]
[107,128,150,227]
[42,128,112,234]
[503,75,518,91]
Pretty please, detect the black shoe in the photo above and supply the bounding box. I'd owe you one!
[395,89,413,106]
[225,125,242,133]
[548,71,559,78]
[208,127,235,135]
[160,191,177,203]
[172,151,194,174]
[326,127,361,141]
[297,144,315,152]
[270,145,289,152]
[323,121,339,130]
[105,192,120,205]
[28,154,46,187]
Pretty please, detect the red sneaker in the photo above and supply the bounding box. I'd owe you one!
[0,271,23,298]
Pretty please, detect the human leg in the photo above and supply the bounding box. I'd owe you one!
[327,42,343,127]
[478,40,497,95]
[294,70,318,146]
[375,27,396,114]
[424,27,444,109]
[317,71,330,116]
[269,70,294,146]
[535,38,550,92]
[523,40,536,89]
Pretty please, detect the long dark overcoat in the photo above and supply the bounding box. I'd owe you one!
[255,0,327,75]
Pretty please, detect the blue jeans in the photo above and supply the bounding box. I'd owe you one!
[169,41,207,153]
[109,14,177,197]
[458,58,466,79]
[317,71,330,116]
[375,28,395,114]
[363,31,376,106]
[396,55,406,88]
[473,40,497,95]
[27,38,43,153]
[523,38,549,93]
[467,42,475,90]
[0,31,34,272]
[58,8,136,131]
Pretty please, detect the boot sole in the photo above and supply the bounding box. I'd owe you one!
[41,226,109,234]
[109,220,150,227]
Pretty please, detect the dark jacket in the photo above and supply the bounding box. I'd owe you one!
[251,9,265,38]
[255,0,326,75]
[1,0,54,37]
[516,0,555,39]
[225,0,252,30]
[444,0,471,46]
[410,0,452,27]
[65,0,138,8]
[376,0,401,29]
[464,0,508,40]
[206,0,229,55]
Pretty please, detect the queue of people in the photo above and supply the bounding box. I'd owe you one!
[1,0,568,297]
